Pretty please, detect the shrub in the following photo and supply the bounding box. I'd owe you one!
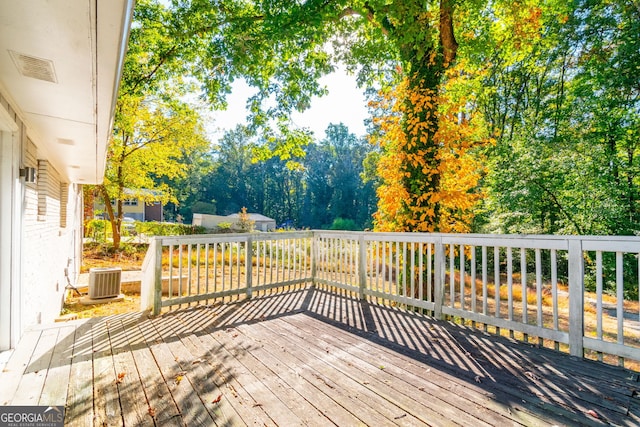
[329,218,359,231]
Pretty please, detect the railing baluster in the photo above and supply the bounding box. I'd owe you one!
[402,241,408,302]
[205,243,210,304]
[369,239,375,297]
[616,252,624,367]
[460,245,466,311]
[507,247,513,325]
[395,241,400,297]
[596,250,603,361]
[449,244,455,308]
[471,246,476,315]
[494,246,500,322]
[236,241,241,296]
[551,249,559,350]
[418,242,424,303]
[536,248,542,346]
[482,246,488,318]
[213,242,218,295]
[434,237,444,320]
[221,242,226,295]
[187,243,193,305]
[246,236,253,299]
[168,244,174,299]
[178,244,183,308]
[410,242,416,305]
[521,247,528,341]
[231,241,236,295]
[427,243,433,303]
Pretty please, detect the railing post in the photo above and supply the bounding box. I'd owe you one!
[246,235,253,299]
[568,238,584,358]
[358,234,366,300]
[434,236,445,320]
[153,237,163,316]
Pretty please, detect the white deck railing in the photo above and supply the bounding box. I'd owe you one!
[141,230,640,369]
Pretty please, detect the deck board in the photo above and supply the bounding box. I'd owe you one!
[39,324,75,407]
[11,327,58,405]
[93,315,122,427]
[0,329,40,405]
[146,313,215,426]
[1,286,639,426]
[110,318,154,426]
[65,320,96,427]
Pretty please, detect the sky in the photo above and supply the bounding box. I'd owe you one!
[204,67,370,142]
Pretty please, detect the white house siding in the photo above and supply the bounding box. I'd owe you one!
[23,159,80,328]
[0,91,82,349]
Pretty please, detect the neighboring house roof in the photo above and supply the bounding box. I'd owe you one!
[226,213,276,222]
[122,188,164,200]
[0,0,134,184]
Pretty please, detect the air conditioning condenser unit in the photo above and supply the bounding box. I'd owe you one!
[88,267,122,299]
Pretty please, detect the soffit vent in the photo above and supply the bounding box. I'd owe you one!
[9,50,57,83]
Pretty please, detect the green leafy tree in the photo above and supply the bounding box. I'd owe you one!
[302,123,377,229]
[477,0,640,236]
[100,95,209,248]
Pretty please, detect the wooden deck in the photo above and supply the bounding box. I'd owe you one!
[1,287,639,426]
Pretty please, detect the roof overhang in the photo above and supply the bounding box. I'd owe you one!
[0,0,135,184]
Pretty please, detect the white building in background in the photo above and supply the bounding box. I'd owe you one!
[193,212,277,232]
[0,1,134,351]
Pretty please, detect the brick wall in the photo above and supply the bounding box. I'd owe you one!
[1,89,83,330]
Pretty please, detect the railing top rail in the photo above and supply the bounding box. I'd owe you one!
[151,230,640,251]
[157,230,314,246]
[312,230,640,250]
[313,229,640,241]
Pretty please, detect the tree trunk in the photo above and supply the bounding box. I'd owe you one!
[398,0,458,232]
[99,185,121,250]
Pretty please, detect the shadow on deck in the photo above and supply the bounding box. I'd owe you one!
[1,286,639,426]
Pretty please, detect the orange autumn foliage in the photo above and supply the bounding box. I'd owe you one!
[370,69,492,233]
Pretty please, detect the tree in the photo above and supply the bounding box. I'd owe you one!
[302,123,376,229]
[476,0,640,236]
[98,0,226,248]
[99,94,209,248]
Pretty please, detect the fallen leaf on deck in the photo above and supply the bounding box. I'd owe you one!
[212,394,222,404]
[525,371,540,381]
[175,375,184,385]
[148,407,156,417]
[586,409,599,419]
[115,372,126,384]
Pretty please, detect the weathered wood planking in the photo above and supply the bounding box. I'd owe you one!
[122,314,182,426]
[65,320,96,427]
[39,324,75,407]
[144,314,215,426]
[11,327,58,405]
[0,329,40,405]
[91,316,122,427]
[109,317,154,426]
[1,287,639,426]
